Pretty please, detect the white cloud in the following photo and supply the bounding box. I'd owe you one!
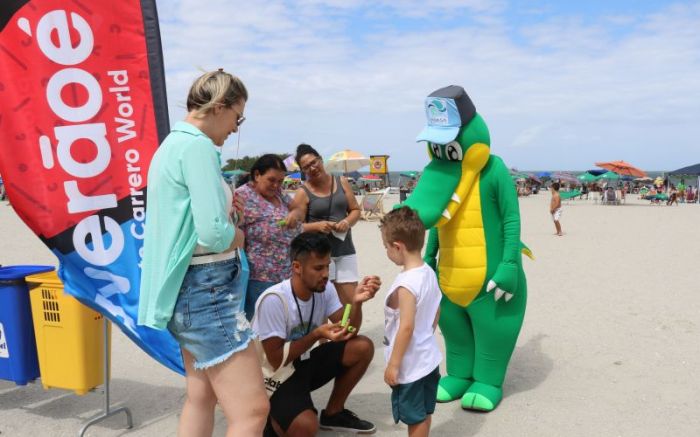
[156,0,700,171]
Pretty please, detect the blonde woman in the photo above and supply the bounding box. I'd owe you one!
[139,70,268,436]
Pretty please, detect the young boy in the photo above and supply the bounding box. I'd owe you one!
[550,182,563,236]
[379,207,442,437]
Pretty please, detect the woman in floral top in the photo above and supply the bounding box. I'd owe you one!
[235,154,303,320]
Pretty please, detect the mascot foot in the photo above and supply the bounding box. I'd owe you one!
[461,382,502,412]
[436,376,472,403]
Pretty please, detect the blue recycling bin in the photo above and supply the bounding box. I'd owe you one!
[0,265,55,385]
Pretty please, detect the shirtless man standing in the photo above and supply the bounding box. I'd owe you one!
[550,182,563,236]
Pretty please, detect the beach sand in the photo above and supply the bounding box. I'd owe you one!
[1,192,700,436]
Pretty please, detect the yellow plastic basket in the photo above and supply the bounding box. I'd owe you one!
[25,271,110,395]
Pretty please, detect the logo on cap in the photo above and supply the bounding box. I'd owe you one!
[427,98,449,125]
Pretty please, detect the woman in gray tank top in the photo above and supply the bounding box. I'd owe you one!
[291,143,362,304]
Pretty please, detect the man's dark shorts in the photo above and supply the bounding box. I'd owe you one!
[270,340,347,430]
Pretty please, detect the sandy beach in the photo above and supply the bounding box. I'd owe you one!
[2,192,700,437]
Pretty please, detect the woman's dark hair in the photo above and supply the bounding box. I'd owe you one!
[251,154,286,179]
[295,143,321,168]
[236,154,286,186]
[290,232,332,262]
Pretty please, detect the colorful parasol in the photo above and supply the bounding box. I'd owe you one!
[324,149,370,173]
[595,160,646,178]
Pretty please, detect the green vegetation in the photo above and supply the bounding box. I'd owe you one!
[222,154,290,172]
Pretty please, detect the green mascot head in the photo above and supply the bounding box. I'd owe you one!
[402,86,491,228]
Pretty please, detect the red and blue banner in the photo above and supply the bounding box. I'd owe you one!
[0,1,184,374]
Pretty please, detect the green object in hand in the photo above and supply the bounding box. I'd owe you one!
[347,326,356,333]
[341,304,352,327]
[277,219,287,227]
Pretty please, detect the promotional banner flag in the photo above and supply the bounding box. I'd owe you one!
[0,1,184,374]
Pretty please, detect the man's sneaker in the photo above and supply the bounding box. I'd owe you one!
[319,409,376,434]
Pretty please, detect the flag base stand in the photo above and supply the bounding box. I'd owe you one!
[78,319,133,437]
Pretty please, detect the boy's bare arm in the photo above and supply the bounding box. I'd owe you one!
[384,287,416,386]
[432,306,440,331]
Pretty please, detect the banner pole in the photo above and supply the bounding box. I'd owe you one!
[78,319,133,437]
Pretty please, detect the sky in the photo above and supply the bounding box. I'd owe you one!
[156,0,700,171]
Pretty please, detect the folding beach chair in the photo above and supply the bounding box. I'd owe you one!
[603,188,618,205]
[360,188,389,220]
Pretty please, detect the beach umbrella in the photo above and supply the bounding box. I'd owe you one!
[586,169,607,176]
[598,171,620,181]
[595,160,646,178]
[283,155,299,171]
[401,171,419,178]
[536,171,552,178]
[551,172,578,183]
[345,170,362,180]
[577,172,598,183]
[526,173,542,184]
[359,174,381,182]
[324,149,370,173]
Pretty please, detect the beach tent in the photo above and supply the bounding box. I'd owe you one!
[668,163,700,176]
[668,163,700,197]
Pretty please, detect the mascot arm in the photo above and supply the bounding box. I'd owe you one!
[486,158,522,303]
[423,227,439,272]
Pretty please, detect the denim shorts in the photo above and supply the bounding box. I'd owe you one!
[167,257,255,370]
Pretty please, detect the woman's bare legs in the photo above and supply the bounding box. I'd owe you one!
[333,281,358,305]
[206,342,270,437]
[178,349,217,437]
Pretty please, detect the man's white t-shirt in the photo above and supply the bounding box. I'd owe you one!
[384,263,442,384]
[253,279,343,342]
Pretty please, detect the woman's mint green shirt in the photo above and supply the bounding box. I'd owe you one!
[138,121,235,329]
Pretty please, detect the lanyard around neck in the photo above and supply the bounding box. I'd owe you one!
[292,287,315,336]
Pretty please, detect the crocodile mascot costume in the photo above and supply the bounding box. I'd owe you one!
[402,85,530,411]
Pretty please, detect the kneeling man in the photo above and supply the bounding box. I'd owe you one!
[254,232,380,436]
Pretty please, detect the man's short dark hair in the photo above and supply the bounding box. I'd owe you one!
[552,182,560,191]
[290,232,332,262]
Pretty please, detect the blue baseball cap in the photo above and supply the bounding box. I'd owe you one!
[416,85,476,144]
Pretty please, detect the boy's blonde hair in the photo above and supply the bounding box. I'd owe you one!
[379,206,425,252]
[186,69,248,117]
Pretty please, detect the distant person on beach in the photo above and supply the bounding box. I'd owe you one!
[235,154,304,320]
[292,143,362,305]
[550,182,563,236]
[138,70,269,436]
[379,207,442,437]
[667,185,679,206]
[253,232,380,436]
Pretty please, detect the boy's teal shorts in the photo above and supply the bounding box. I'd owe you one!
[391,366,440,425]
